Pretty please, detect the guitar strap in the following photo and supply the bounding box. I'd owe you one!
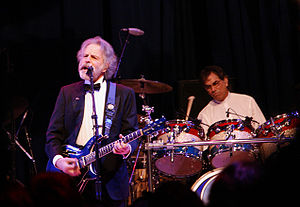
[103,81,116,136]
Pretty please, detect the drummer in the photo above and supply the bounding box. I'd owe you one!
[197,65,266,136]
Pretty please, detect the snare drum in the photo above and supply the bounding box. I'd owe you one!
[207,119,255,168]
[191,168,223,205]
[154,119,205,177]
[256,111,300,160]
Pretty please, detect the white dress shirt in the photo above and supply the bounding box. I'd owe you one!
[197,92,266,137]
[76,77,107,146]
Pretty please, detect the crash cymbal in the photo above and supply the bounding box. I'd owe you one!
[119,78,173,94]
[2,95,29,125]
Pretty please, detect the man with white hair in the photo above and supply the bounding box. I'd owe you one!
[45,36,138,207]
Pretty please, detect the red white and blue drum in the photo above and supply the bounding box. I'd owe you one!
[256,111,300,160]
[154,119,205,177]
[207,119,256,168]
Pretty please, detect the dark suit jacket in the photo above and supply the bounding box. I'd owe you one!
[45,80,139,200]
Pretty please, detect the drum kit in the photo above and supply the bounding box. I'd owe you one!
[120,78,300,204]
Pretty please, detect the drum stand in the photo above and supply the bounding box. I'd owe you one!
[4,109,37,184]
[142,104,155,192]
[134,92,156,193]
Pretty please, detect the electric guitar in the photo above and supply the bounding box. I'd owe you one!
[46,117,166,177]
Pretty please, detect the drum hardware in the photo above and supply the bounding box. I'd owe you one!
[224,124,235,158]
[123,79,159,194]
[129,140,144,184]
[3,108,38,184]
[269,117,282,138]
[226,108,260,125]
[145,137,294,150]
[170,149,174,163]
[147,137,293,173]
[225,124,235,140]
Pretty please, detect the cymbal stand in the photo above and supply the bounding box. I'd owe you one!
[225,124,235,157]
[138,92,155,192]
[24,127,37,175]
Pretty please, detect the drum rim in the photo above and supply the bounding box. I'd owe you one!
[256,111,300,136]
[258,111,300,128]
[191,168,223,192]
[200,173,219,201]
[208,119,244,130]
[207,119,253,139]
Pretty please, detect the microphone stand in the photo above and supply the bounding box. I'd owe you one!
[113,31,130,79]
[226,108,260,124]
[86,69,103,201]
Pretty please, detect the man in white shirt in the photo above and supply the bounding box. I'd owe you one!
[197,65,266,136]
[197,66,267,167]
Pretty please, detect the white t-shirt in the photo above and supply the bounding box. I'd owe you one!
[197,92,266,137]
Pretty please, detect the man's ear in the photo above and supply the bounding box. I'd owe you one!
[224,76,229,88]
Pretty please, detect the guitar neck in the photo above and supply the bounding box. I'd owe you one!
[79,129,143,168]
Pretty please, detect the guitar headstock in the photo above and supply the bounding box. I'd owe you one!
[142,116,166,138]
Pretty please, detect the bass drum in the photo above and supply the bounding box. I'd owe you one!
[191,168,223,205]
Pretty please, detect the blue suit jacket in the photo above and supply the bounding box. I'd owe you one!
[45,80,138,200]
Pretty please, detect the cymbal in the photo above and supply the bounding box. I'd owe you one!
[119,78,173,94]
[3,95,29,125]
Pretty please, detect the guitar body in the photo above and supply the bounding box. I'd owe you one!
[46,135,98,175]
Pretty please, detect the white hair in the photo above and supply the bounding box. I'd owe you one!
[77,36,118,80]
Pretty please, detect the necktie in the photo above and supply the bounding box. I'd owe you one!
[84,83,101,92]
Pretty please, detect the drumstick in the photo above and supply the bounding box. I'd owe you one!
[185,96,195,121]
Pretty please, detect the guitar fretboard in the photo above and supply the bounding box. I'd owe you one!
[79,129,143,168]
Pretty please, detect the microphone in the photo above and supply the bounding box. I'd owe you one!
[87,65,94,71]
[86,65,94,76]
[185,96,195,121]
[121,28,144,36]
[245,116,260,124]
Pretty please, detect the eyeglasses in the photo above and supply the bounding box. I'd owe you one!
[204,80,222,90]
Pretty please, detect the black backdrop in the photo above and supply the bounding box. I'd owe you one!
[1,0,299,184]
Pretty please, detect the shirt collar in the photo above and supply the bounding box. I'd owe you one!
[213,92,231,104]
[84,76,105,85]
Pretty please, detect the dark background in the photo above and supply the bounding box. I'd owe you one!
[1,0,299,185]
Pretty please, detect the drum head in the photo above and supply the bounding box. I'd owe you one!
[211,151,255,169]
[155,154,202,177]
